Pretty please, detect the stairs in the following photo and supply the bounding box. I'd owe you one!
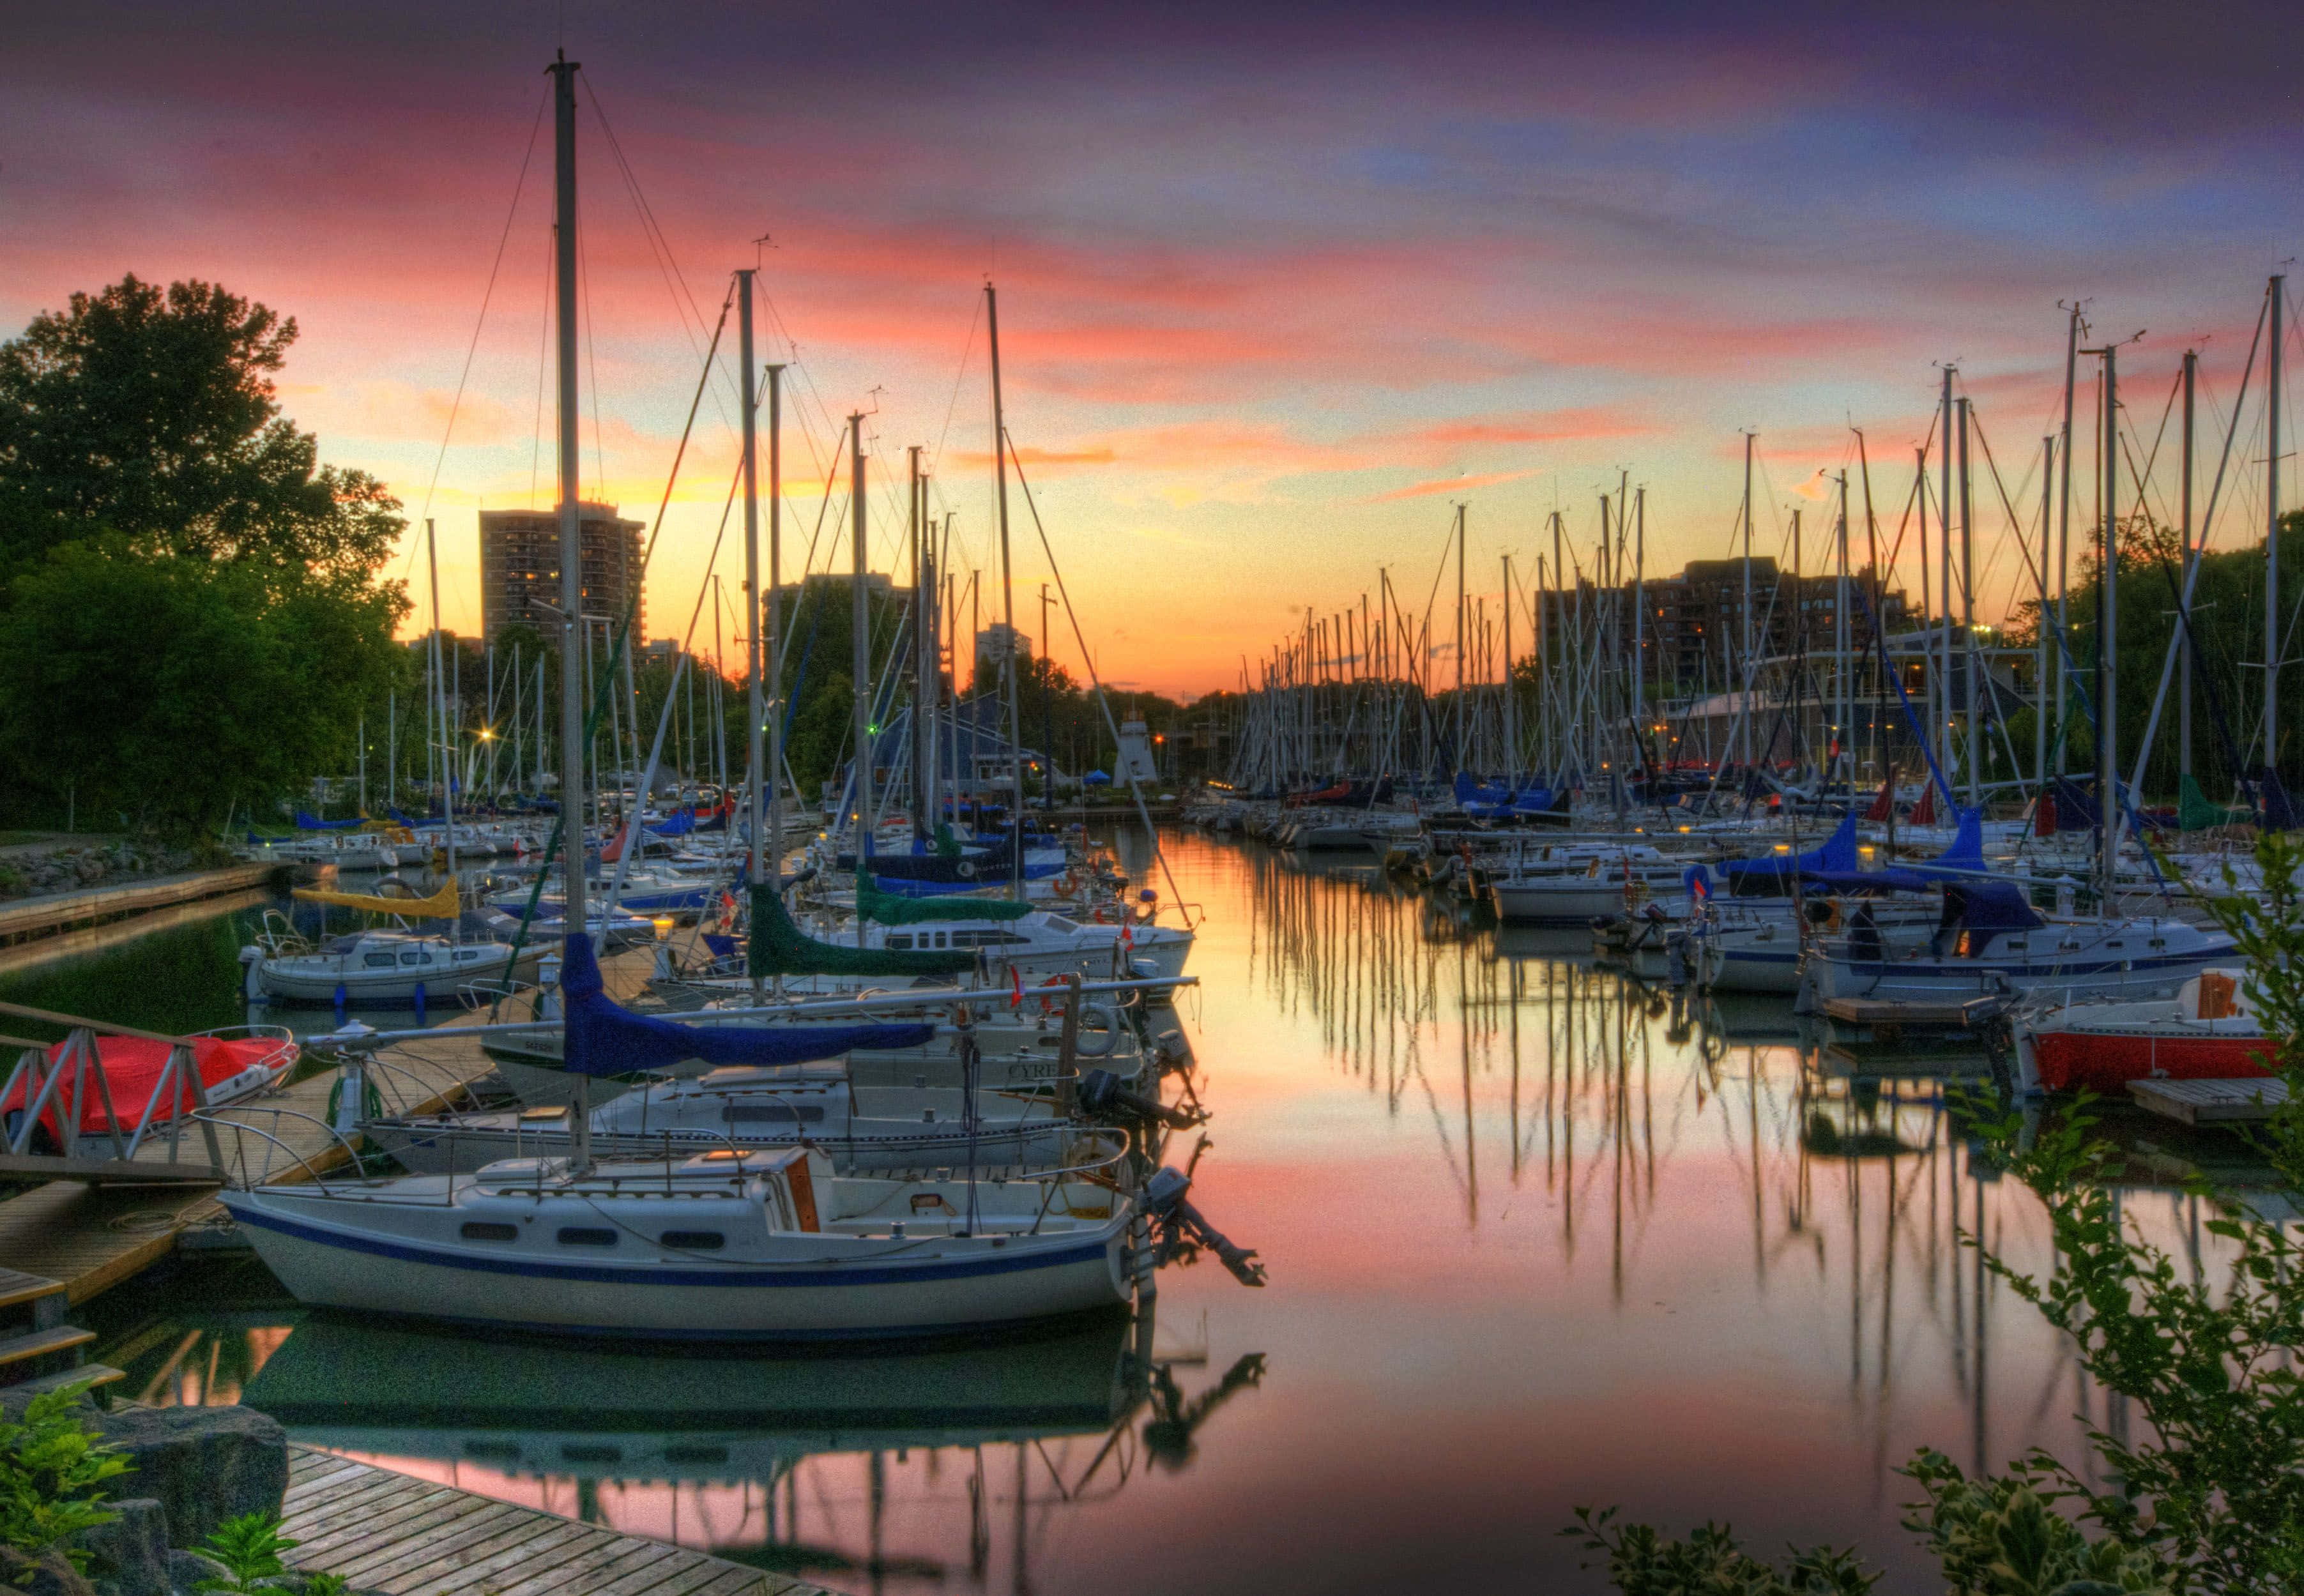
[0,1266,121,1403]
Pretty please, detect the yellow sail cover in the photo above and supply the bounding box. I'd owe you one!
[291,880,461,919]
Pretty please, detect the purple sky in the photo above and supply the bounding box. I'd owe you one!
[4,1,2298,692]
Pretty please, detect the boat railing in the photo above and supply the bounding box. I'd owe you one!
[352,1051,483,1118]
[187,1104,362,1192]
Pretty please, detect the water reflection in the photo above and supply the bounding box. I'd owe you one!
[65,831,2270,1593]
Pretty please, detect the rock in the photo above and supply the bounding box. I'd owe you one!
[79,1406,287,1551]
[162,1549,228,1595]
[63,1498,170,1596]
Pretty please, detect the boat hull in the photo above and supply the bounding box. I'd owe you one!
[218,1189,1133,1341]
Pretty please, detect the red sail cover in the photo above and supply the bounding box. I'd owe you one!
[1,1035,296,1141]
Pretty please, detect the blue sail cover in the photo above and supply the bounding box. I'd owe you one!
[648,808,696,837]
[556,933,935,1079]
[1945,879,2044,932]
[1801,867,1938,895]
[294,810,366,831]
[1909,807,1985,878]
[1721,814,1858,883]
[2046,778,2100,833]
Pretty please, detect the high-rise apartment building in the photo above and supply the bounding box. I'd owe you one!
[478,503,646,642]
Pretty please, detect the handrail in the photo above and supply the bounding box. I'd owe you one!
[0,999,190,1047]
[188,1105,363,1191]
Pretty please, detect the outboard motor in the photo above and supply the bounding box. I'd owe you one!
[1143,1164,1265,1286]
[1079,1068,1205,1130]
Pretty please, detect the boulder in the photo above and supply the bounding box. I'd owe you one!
[63,1498,169,1596]
[161,1551,227,1595]
[79,1406,287,1551]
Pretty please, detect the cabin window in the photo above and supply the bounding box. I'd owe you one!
[885,934,913,950]
[364,954,397,969]
[1043,915,1079,932]
[934,932,949,948]
[459,1222,518,1242]
[400,951,431,966]
[660,1230,725,1250]
[455,950,482,962]
[556,1227,616,1247]
[724,1104,823,1123]
[947,931,975,948]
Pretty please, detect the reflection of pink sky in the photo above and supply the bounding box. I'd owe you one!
[6,8,2296,694]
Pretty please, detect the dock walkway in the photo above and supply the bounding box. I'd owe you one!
[0,945,655,1303]
[282,1444,830,1596]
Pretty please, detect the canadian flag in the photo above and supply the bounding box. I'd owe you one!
[1009,967,1024,1009]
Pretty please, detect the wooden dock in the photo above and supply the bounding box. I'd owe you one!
[1818,996,1981,1030]
[0,945,658,1303]
[0,865,281,948]
[282,1444,828,1596]
[2128,1075,2291,1127]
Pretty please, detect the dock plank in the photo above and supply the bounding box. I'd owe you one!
[2128,1075,2289,1126]
[280,1446,802,1596]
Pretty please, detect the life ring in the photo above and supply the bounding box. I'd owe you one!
[1074,1004,1119,1057]
[1058,869,1081,895]
[957,860,977,879]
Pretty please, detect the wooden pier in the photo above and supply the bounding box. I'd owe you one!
[282,1444,828,1596]
[0,864,281,948]
[2128,1076,2291,1127]
[0,945,657,1303]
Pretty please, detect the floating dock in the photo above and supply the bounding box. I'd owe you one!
[282,1444,828,1596]
[0,944,656,1303]
[2128,1075,2290,1127]
[0,864,281,948]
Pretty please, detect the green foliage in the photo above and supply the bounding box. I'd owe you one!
[1566,1506,1877,1595]
[1578,832,2304,1595]
[0,1382,130,1568]
[0,276,411,833]
[192,1507,347,1593]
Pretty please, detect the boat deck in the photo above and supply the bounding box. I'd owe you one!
[0,945,657,1302]
[282,1443,827,1596]
[2128,1075,2291,1127]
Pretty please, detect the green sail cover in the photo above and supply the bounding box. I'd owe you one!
[933,823,965,860]
[748,884,977,978]
[855,870,1033,927]
[2179,773,2250,832]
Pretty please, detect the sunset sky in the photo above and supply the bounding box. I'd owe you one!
[4,1,2298,697]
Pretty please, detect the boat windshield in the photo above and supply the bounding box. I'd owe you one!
[321,935,363,956]
[1041,915,1080,933]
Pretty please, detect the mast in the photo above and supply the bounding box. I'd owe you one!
[766,363,784,889]
[911,446,933,841]
[2179,350,2195,780]
[1959,394,1978,805]
[2036,436,2054,794]
[2091,342,2119,909]
[1501,554,1514,781]
[849,412,872,916]
[986,282,1025,890]
[1834,471,1849,786]
[2268,274,2285,799]
[550,49,583,941]
[1454,504,1467,771]
[1741,432,1753,770]
[1633,486,1646,763]
[1939,366,1955,791]
[737,271,764,893]
[2056,306,2080,773]
[426,517,456,879]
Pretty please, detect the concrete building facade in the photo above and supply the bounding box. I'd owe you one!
[478,502,646,642]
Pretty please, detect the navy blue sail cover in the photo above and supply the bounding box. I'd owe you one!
[556,933,935,1078]
[1721,813,1858,882]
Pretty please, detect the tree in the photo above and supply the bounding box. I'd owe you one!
[0,275,401,577]
[0,542,405,832]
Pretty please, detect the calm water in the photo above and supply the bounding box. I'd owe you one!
[68,831,2234,1593]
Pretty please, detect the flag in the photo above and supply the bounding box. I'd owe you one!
[1009,967,1024,1009]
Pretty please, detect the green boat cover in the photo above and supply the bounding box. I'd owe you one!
[855,871,1033,926]
[748,883,977,978]
[933,823,965,860]
[2179,773,2250,832]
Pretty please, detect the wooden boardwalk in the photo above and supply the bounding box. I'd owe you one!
[0,864,280,948]
[0,945,657,1303]
[282,1445,828,1596]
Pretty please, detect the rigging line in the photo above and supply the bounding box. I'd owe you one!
[1005,428,1194,924]
[933,293,984,476]
[409,78,550,570]
[527,222,554,512]
[578,220,607,509]
[579,80,720,365]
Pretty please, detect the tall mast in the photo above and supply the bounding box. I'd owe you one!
[849,413,871,906]
[1834,471,1849,785]
[2090,342,2119,909]
[2056,307,2080,773]
[2268,274,2285,796]
[550,49,583,941]
[910,446,933,842]
[765,363,784,888]
[2036,436,2054,794]
[1959,393,1978,805]
[1633,486,1647,761]
[427,517,455,879]
[1939,366,1955,789]
[1741,432,1753,770]
[986,282,1025,890]
[1454,504,1467,770]
[1501,553,1514,780]
[737,270,764,893]
[2179,349,2195,780]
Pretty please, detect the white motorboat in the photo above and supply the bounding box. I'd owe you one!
[781,906,1193,982]
[218,1143,1139,1341]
